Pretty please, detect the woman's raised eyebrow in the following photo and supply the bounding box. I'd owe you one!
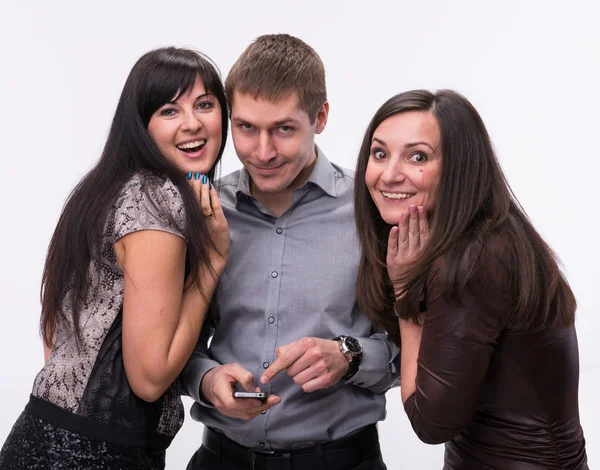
[406,141,436,151]
[372,138,436,153]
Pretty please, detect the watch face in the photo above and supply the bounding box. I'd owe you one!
[345,336,363,355]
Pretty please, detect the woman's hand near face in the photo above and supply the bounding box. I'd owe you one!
[188,173,230,272]
[386,204,430,298]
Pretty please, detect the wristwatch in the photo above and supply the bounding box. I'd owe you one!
[333,335,363,382]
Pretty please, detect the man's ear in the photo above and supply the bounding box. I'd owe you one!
[314,101,329,135]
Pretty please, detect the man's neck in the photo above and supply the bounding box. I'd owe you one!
[251,149,318,218]
[251,185,293,218]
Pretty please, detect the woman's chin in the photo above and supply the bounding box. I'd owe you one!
[178,163,214,176]
[379,212,403,226]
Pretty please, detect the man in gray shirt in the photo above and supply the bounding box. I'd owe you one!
[185,34,399,470]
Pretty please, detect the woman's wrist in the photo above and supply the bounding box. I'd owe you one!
[392,281,406,300]
[208,253,227,275]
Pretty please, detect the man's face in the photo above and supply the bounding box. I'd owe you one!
[230,91,328,194]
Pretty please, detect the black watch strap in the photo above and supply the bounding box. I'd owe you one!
[341,359,359,382]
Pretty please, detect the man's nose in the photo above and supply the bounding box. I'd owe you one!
[255,132,276,162]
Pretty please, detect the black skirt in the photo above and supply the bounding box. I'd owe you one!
[0,411,165,470]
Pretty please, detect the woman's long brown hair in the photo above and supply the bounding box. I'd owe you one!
[354,90,576,346]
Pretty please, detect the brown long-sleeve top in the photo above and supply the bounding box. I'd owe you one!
[403,243,588,469]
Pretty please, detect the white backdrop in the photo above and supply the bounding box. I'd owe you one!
[1,1,598,468]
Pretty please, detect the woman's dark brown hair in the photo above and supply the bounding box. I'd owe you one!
[355,90,576,345]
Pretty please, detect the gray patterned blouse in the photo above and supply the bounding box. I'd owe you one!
[29,172,187,449]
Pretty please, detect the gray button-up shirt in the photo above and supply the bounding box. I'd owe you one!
[185,147,400,450]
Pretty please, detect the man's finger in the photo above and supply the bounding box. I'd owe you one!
[301,375,332,393]
[245,395,281,419]
[275,340,297,358]
[260,343,305,384]
[290,363,323,386]
[227,364,255,392]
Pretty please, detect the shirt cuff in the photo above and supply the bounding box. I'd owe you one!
[345,336,400,390]
[185,357,221,407]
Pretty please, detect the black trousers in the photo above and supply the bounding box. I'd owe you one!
[186,441,387,470]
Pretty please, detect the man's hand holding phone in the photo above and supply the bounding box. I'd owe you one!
[200,363,280,420]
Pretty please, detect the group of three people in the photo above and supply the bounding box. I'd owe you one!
[0,34,588,469]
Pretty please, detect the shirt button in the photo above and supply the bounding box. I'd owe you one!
[276,228,283,234]
[261,410,267,414]
[268,316,275,324]
[263,362,269,369]
[259,442,266,448]
[271,271,278,278]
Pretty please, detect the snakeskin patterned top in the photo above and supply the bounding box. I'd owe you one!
[28,172,187,449]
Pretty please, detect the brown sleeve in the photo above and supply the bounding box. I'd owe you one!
[403,251,512,444]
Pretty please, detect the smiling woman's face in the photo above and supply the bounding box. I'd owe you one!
[147,75,222,175]
[365,111,442,225]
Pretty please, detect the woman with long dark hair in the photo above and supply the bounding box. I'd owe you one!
[0,47,230,469]
[355,90,588,469]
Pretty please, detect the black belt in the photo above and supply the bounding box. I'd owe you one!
[202,425,380,470]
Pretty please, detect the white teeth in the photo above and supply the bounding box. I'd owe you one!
[177,139,206,150]
[382,192,415,200]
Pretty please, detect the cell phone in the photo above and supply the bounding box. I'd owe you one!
[232,391,268,400]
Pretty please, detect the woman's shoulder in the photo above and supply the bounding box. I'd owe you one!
[113,172,186,241]
[117,172,181,204]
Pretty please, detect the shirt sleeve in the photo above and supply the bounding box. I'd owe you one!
[113,174,186,243]
[345,331,400,393]
[184,318,221,406]
[403,254,512,444]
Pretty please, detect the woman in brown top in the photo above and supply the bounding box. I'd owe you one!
[354,90,588,469]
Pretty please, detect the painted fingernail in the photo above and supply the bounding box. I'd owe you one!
[418,206,424,214]
[194,172,201,180]
[409,205,417,213]
[187,171,193,180]
[202,174,208,184]
[209,182,213,190]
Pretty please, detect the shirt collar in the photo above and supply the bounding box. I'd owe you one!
[235,145,338,199]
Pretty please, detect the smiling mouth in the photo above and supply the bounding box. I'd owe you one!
[254,164,284,173]
[177,139,206,153]
[381,191,416,200]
